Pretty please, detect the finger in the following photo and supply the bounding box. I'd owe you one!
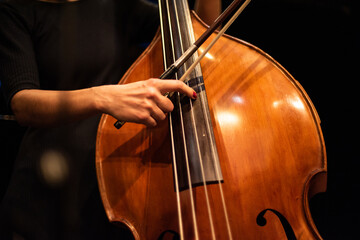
[133,110,158,127]
[138,97,168,125]
[156,80,197,99]
[150,92,174,113]
[149,102,167,122]
[143,116,157,127]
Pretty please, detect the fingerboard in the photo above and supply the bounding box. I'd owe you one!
[158,0,223,191]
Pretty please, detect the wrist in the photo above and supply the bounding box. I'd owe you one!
[91,85,111,115]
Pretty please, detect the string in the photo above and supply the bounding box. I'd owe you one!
[164,0,252,239]
[174,1,218,240]
[176,1,253,239]
[165,0,202,239]
[177,1,222,240]
[172,1,206,239]
[159,1,185,239]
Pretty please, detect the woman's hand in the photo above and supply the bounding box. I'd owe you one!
[95,79,196,127]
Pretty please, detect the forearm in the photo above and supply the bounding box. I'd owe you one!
[11,88,101,127]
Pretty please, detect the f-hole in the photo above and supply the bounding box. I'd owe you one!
[256,209,297,240]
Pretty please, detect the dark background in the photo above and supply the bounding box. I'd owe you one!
[1,0,358,239]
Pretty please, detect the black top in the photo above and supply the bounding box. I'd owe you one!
[0,0,158,239]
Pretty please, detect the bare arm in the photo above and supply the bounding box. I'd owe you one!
[11,79,196,128]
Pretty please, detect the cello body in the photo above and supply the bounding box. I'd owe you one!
[96,10,327,240]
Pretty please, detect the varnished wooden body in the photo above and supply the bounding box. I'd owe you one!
[96,13,327,239]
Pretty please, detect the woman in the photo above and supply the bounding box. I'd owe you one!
[0,0,220,239]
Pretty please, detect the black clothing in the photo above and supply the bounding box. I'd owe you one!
[0,0,158,239]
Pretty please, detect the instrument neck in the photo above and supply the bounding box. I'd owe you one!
[158,0,201,79]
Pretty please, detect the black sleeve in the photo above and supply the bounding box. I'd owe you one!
[0,1,40,111]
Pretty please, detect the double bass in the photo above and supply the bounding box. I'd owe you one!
[96,0,327,239]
